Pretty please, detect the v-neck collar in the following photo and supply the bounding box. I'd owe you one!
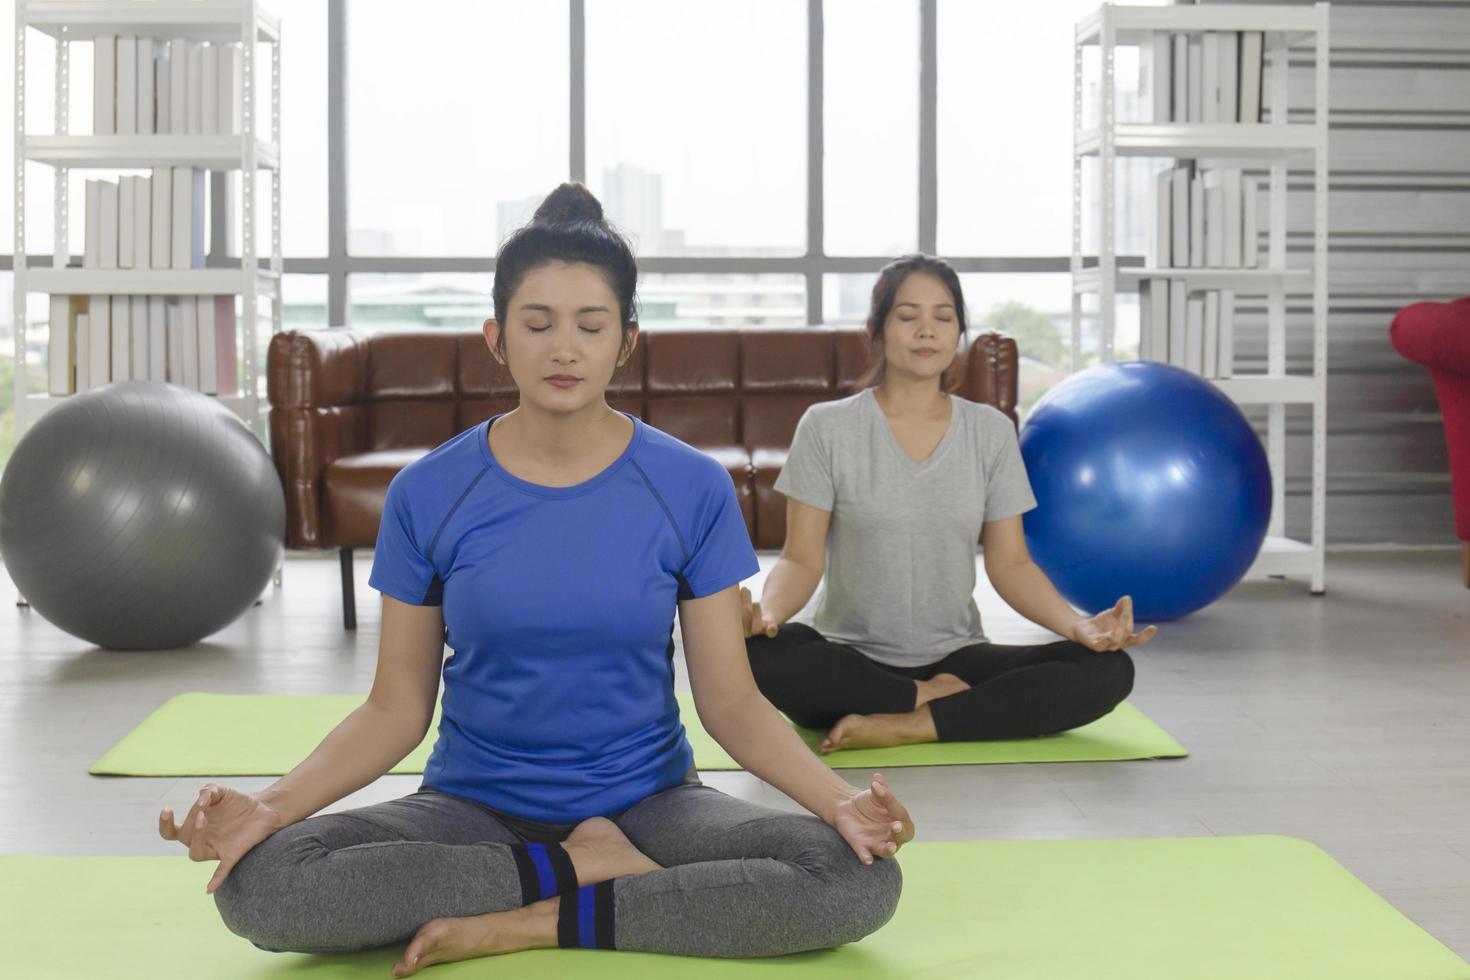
[864,387,959,473]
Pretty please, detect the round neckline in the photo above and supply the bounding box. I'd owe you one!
[478,411,645,499]
[864,387,959,472]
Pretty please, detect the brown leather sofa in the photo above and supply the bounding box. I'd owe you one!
[267,325,1019,627]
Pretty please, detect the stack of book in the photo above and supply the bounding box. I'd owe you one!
[92,36,242,136]
[1143,30,1266,124]
[83,170,206,271]
[47,295,240,396]
[1138,161,1260,379]
[1139,281,1234,380]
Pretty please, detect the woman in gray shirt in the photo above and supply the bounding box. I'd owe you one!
[744,255,1156,753]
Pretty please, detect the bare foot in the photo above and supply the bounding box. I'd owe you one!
[913,672,970,708]
[820,708,938,754]
[563,816,662,885]
[392,896,558,977]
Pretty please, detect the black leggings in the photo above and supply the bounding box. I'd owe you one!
[746,623,1135,742]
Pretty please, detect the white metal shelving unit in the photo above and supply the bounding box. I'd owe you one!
[12,0,283,440]
[1071,2,1330,594]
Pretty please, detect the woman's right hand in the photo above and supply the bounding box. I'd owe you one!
[739,586,779,639]
[158,784,286,894]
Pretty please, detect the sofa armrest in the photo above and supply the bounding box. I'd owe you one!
[954,330,1020,426]
[267,330,371,549]
[1390,297,1470,377]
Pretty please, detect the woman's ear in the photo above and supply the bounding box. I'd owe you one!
[483,318,505,365]
[618,323,641,367]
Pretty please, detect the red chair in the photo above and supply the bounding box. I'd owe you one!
[1389,296,1470,587]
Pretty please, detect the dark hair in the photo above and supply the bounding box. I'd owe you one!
[492,183,638,357]
[859,254,969,390]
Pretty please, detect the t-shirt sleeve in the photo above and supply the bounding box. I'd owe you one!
[771,408,835,511]
[368,474,444,606]
[679,461,761,599]
[983,419,1039,523]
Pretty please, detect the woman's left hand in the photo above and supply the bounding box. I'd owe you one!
[831,773,914,865]
[1070,595,1158,652]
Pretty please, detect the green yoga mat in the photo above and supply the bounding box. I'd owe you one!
[3,838,1465,979]
[92,692,1185,776]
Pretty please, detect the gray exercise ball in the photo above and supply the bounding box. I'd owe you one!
[0,381,284,650]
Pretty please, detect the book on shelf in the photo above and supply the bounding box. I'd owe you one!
[1139,278,1169,364]
[111,295,131,382]
[93,35,115,135]
[187,43,204,135]
[147,297,168,382]
[213,296,240,396]
[137,38,156,136]
[1184,294,1205,376]
[116,34,138,135]
[1203,289,1220,378]
[1170,33,1187,124]
[1218,289,1236,379]
[180,298,200,390]
[219,45,242,135]
[1242,176,1260,268]
[1186,34,1203,123]
[88,295,111,388]
[166,299,186,384]
[99,181,120,270]
[1222,169,1243,267]
[75,314,91,391]
[1189,169,1204,267]
[130,295,149,381]
[118,175,136,269]
[156,43,171,135]
[1168,280,1187,370]
[1153,169,1172,268]
[198,295,218,395]
[1239,32,1264,124]
[201,44,220,135]
[1219,31,1239,124]
[84,180,101,269]
[150,167,172,269]
[168,39,189,134]
[1201,31,1219,124]
[132,175,151,269]
[1149,33,1171,125]
[48,295,76,395]
[1203,172,1224,268]
[1170,166,1189,267]
[171,167,205,270]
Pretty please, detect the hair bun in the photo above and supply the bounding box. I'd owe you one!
[532,182,605,226]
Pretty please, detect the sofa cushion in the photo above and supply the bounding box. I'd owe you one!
[323,449,430,548]
[751,447,790,550]
[699,445,756,542]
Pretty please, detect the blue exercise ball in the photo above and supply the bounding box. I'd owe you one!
[1019,361,1271,622]
[0,382,284,650]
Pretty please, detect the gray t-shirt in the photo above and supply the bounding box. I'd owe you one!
[773,388,1037,668]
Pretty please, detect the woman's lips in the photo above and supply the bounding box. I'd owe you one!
[545,376,582,388]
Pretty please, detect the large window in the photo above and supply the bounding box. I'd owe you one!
[586,0,805,257]
[349,2,567,257]
[3,0,1168,470]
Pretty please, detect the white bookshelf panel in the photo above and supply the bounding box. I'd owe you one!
[25,136,280,171]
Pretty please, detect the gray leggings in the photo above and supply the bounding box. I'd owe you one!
[213,778,902,959]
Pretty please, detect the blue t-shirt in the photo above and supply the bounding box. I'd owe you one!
[368,414,759,824]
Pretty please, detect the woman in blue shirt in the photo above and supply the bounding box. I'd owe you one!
[157,185,910,975]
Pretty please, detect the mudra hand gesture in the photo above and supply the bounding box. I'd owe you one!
[158,784,286,893]
[739,586,779,639]
[832,773,914,865]
[1069,595,1157,652]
